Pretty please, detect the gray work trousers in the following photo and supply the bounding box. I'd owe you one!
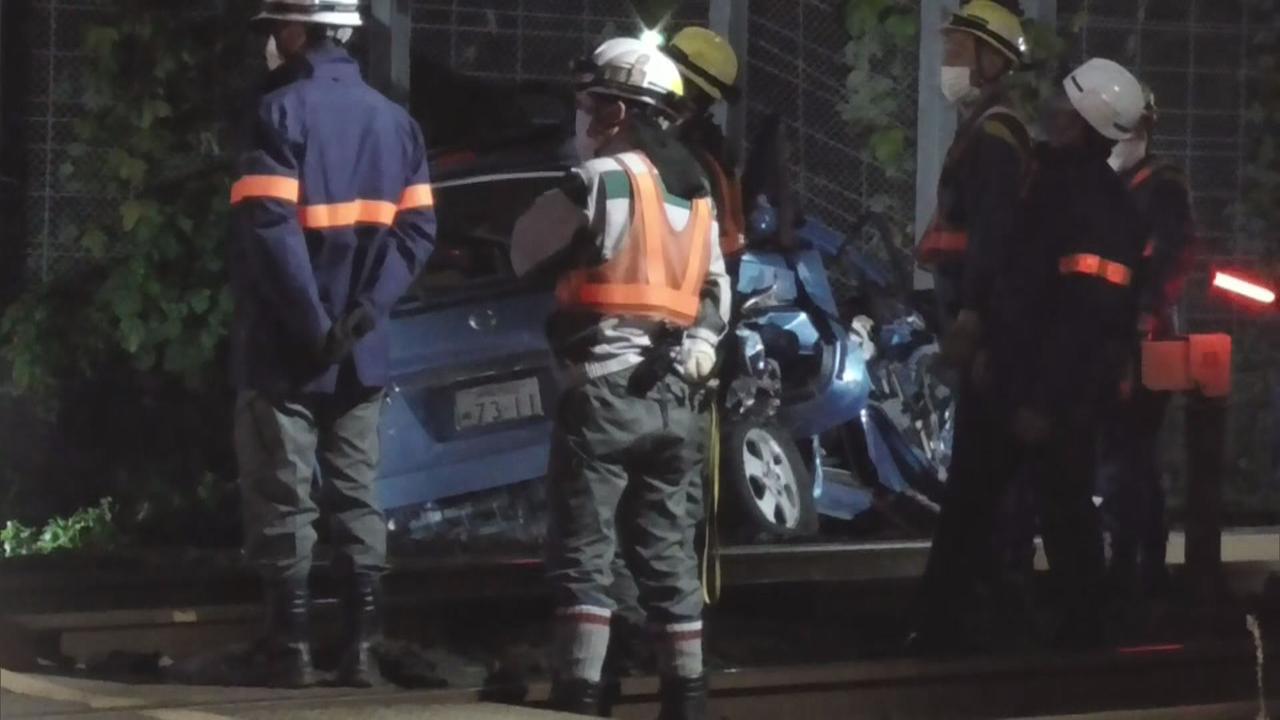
[234,388,387,583]
[546,366,708,625]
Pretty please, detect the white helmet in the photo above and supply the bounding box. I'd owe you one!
[252,1,363,29]
[1063,58,1145,141]
[574,37,685,117]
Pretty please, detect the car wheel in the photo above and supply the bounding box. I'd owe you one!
[720,420,818,542]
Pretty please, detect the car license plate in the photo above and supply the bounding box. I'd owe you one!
[454,377,543,430]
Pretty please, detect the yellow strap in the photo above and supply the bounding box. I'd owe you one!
[701,403,722,605]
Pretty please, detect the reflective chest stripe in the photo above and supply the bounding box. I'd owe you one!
[230,176,434,229]
[557,153,713,327]
[1128,165,1155,190]
[917,213,968,266]
[1059,253,1133,287]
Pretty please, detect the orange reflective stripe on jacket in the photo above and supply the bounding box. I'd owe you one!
[557,154,713,327]
[230,175,300,204]
[1128,165,1155,190]
[300,199,399,229]
[399,183,435,211]
[232,176,435,229]
[1059,253,1133,287]
[917,212,968,266]
[696,149,745,256]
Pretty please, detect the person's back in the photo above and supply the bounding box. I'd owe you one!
[230,42,433,395]
[227,2,435,690]
[534,148,723,380]
[510,37,727,717]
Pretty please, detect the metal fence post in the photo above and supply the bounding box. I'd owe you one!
[913,0,958,290]
[1185,391,1228,600]
[368,0,411,106]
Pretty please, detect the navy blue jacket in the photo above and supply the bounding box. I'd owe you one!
[229,45,436,395]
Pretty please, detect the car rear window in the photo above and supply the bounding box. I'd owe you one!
[413,172,566,294]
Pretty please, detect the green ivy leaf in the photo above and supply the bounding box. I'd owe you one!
[82,227,108,256]
[885,12,917,46]
[121,200,145,232]
[189,288,212,315]
[870,127,907,169]
[84,26,120,58]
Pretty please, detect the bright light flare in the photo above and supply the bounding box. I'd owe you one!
[639,29,665,48]
[1213,271,1276,305]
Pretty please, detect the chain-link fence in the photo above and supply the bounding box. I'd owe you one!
[16,0,117,281]
[408,0,709,81]
[1060,0,1279,514]
[746,0,918,249]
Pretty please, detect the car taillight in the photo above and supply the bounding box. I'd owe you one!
[1212,271,1276,306]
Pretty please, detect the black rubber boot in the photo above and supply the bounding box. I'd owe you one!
[243,581,315,688]
[335,574,382,688]
[658,675,708,720]
[549,677,605,716]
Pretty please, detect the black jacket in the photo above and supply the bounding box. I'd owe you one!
[1121,156,1197,337]
[927,97,1033,322]
[993,143,1147,421]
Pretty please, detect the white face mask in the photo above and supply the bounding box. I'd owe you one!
[1109,135,1148,173]
[265,35,284,71]
[574,109,600,161]
[940,65,979,105]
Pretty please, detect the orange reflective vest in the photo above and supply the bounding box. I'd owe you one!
[556,155,714,327]
[695,149,746,257]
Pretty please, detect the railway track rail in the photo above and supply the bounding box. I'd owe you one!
[2,639,1276,719]
[2,529,1275,668]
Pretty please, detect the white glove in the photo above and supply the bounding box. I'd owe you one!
[679,336,718,383]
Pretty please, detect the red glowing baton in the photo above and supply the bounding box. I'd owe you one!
[1212,271,1275,305]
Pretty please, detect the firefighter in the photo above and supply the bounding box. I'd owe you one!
[228,0,435,688]
[911,0,1033,652]
[918,0,1032,341]
[1004,58,1149,647]
[510,37,730,718]
[1098,85,1197,613]
[668,26,746,259]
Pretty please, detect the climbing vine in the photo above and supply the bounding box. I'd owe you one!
[0,1,256,544]
[0,1,256,396]
[840,0,918,186]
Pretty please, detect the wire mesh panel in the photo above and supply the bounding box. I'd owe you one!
[745,0,919,244]
[408,0,709,82]
[1060,0,1278,508]
[20,0,118,281]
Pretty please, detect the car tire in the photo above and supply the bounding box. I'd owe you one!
[719,419,818,543]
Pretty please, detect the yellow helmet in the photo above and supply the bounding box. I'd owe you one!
[946,0,1027,67]
[667,27,740,103]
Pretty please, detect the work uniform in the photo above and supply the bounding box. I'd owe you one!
[917,98,1032,329]
[1002,142,1147,644]
[229,44,436,583]
[913,98,1033,646]
[511,149,729,685]
[1098,156,1196,598]
[598,117,745,677]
